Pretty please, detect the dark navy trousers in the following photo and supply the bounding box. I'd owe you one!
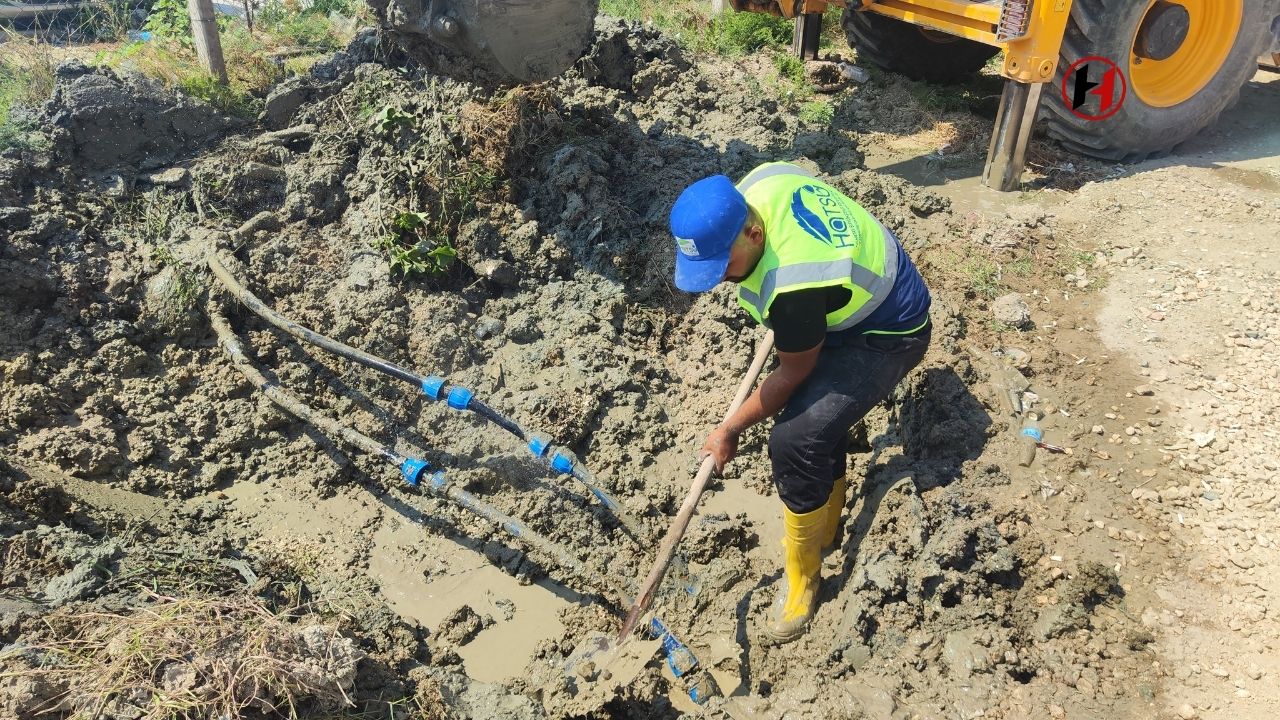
[767,324,931,513]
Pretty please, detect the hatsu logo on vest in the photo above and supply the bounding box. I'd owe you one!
[791,185,860,248]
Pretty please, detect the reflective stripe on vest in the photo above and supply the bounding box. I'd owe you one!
[738,162,814,193]
[738,222,898,331]
[735,165,897,332]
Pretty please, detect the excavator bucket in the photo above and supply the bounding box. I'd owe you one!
[371,0,600,83]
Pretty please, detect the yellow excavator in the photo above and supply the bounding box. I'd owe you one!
[370,0,1280,190]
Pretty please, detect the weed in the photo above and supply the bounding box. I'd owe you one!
[178,72,261,118]
[377,212,457,278]
[150,244,201,310]
[0,32,57,152]
[73,0,136,42]
[8,592,359,719]
[799,99,834,125]
[368,104,413,134]
[963,256,1002,299]
[258,0,348,50]
[143,0,193,41]
[600,1,790,56]
[707,11,792,55]
[773,52,805,85]
[1071,250,1096,266]
[1008,256,1034,278]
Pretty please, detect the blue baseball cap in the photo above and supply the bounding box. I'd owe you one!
[669,175,748,293]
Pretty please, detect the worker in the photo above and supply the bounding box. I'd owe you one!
[669,162,931,644]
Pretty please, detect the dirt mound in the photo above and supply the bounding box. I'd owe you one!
[39,60,241,176]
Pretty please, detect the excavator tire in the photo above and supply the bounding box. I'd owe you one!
[841,9,1000,84]
[1043,0,1280,161]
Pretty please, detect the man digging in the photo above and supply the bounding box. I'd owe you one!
[670,162,932,643]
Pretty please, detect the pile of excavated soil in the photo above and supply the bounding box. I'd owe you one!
[2,18,1166,719]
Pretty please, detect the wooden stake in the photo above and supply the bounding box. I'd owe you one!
[187,0,228,84]
[617,329,775,644]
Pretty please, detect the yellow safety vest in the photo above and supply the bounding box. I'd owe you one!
[735,163,898,331]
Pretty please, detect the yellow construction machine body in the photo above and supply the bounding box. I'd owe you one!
[737,0,1280,189]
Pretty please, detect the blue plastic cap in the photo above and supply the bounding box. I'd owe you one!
[447,386,473,410]
[421,376,446,400]
[528,436,551,457]
[670,175,747,293]
[1021,427,1044,442]
[400,458,430,485]
[550,452,574,475]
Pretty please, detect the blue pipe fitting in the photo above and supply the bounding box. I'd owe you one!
[447,386,473,410]
[649,617,699,677]
[550,452,575,475]
[400,458,430,486]
[421,376,446,400]
[528,435,551,458]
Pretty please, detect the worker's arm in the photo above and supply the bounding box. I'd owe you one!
[701,343,822,473]
[699,288,831,474]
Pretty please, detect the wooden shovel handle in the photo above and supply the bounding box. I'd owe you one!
[617,329,775,643]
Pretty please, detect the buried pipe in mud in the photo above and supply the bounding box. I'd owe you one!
[205,252,643,538]
[207,296,719,705]
[207,297,594,581]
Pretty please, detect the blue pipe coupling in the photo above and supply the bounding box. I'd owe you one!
[399,457,445,490]
[421,376,474,411]
[421,376,446,400]
[528,435,576,475]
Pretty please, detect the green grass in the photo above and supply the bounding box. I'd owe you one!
[0,34,57,152]
[773,52,805,84]
[963,256,1002,299]
[178,73,261,118]
[600,0,792,55]
[799,98,834,125]
[1007,255,1034,278]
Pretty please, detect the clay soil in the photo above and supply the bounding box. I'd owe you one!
[2,18,1278,720]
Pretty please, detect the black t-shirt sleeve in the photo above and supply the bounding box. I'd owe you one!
[769,288,828,353]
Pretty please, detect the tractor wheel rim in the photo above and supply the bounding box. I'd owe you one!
[1129,0,1243,108]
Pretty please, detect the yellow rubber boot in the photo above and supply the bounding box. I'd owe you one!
[764,505,825,644]
[821,475,847,554]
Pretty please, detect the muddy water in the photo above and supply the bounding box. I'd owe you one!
[220,476,579,684]
[367,519,577,683]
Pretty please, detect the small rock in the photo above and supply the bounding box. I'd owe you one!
[143,167,190,187]
[1134,384,1154,396]
[992,293,1033,329]
[475,259,518,288]
[1177,703,1197,720]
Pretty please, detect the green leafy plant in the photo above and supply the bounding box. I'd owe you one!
[143,0,192,40]
[799,99,834,125]
[369,104,414,134]
[377,211,457,278]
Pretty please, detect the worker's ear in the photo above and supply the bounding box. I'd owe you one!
[745,222,764,247]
